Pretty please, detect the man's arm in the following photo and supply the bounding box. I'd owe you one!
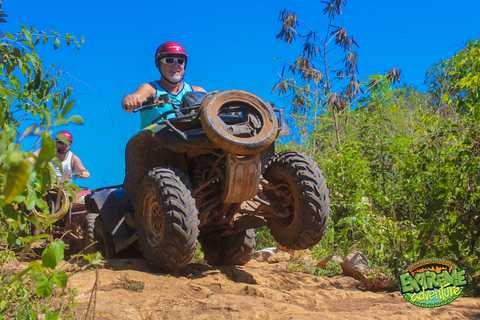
[122,83,156,113]
[71,154,90,179]
[27,149,41,164]
[192,85,207,93]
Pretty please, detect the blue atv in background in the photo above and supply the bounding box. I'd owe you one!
[85,90,331,272]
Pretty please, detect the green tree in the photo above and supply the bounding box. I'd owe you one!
[424,37,480,116]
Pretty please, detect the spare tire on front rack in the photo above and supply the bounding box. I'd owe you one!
[200,90,278,155]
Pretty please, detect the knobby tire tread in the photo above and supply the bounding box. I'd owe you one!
[200,228,255,266]
[264,151,331,249]
[136,167,199,272]
[83,213,98,254]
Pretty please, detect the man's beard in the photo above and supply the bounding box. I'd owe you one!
[57,147,68,154]
[164,69,183,84]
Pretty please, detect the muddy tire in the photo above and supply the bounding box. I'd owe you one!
[263,151,331,249]
[82,213,99,254]
[200,229,255,266]
[200,90,278,155]
[135,167,199,272]
[94,215,117,259]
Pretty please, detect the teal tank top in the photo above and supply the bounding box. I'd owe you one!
[139,81,193,129]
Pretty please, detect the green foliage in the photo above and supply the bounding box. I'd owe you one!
[275,27,480,295]
[278,80,480,294]
[358,74,397,110]
[425,37,480,115]
[0,241,80,319]
[0,16,85,205]
[254,226,276,250]
[450,43,480,112]
[0,5,90,318]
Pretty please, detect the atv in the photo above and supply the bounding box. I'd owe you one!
[85,90,331,272]
[29,180,97,254]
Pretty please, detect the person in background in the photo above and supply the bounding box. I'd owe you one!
[122,41,206,129]
[30,130,90,181]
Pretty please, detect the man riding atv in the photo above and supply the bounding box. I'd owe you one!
[122,41,206,129]
[29,130,90,181]
[87,41,331,272]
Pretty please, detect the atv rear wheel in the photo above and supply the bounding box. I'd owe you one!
[200,229,255,266]
[94,215,116,259]
[135,167,199,272]
[200,90,278,155]
[263,151,331,249]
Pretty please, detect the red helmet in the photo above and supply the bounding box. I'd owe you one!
[155,41,188,67]
[56,130,73,143]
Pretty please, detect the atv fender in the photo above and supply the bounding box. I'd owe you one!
[123,127,214,203]
[87,187,135,244]
[277,118,291,138]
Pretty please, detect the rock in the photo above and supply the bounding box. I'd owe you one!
[340,251,371,280]
[60,262,80,273]
[340,252,395,291]
[254,247,277,262]
[275,243,296,254]
[267,251,291,263]
[362,270,396,291]
[318,255,344,268]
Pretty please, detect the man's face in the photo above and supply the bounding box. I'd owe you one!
[56,139,71,155]
[160,56,185,83]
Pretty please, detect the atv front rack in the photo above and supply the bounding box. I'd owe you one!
[161,107,285,142]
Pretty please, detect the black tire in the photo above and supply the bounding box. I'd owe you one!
[200,90,278,155]
[263,151,331,249]
[200,229,255,266]
[83,213,99,254]
[94,215,117,259]
[135,167,199,272]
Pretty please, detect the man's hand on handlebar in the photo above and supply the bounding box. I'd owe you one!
[122,94,143,113]
[73,172,91,179]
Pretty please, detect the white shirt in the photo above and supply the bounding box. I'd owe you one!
[54,151,73,182]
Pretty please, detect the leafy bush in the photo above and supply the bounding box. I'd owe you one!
[0,5,103,318]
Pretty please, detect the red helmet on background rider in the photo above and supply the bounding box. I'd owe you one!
[155,41,188,68]
[56,130,73,144]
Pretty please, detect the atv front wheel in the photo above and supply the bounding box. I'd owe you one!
[135,167,199,272]
[200,90,278,155]
[263,151,331,249]
[200,229,255,266]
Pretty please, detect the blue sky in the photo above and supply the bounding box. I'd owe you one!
[4,0,480,189]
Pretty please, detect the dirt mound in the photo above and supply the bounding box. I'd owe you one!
[65,259,479,319]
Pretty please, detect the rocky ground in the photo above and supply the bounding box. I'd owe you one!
[59,257,479,320]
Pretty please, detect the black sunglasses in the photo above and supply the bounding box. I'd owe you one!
[56,140,67,146]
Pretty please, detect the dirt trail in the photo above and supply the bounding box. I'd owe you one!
[64,259,479,319]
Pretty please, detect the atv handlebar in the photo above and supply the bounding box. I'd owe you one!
[73,173,91,179]
[133,94,173,113]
